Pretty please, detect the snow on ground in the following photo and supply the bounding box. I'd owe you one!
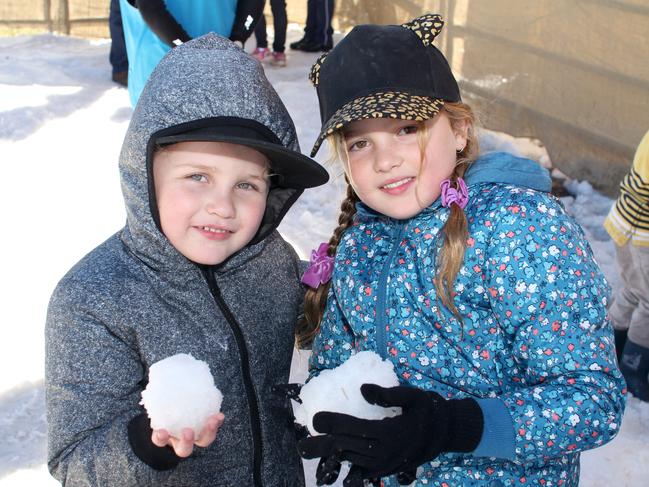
[0,27,647,486]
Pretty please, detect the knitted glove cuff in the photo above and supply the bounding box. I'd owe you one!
[127,413,182,471]
[445,398,484,453]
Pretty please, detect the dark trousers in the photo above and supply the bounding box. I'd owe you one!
[254,0,288,52]
[109,0,128,73]
[304,0,334,46]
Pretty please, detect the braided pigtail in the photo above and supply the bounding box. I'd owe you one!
[296,182,359,348]
[434,102,479,322]
[435,166,469,321]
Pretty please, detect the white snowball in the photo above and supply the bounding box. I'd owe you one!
[294,351,401,436]
[140,353,223,438]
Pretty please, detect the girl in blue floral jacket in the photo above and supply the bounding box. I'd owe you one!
[296,14,626,487]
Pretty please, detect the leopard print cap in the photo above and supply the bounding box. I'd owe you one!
[310,91,444,157]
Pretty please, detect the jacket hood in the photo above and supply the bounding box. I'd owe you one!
[118,33,321,271]
[464,151,552,192]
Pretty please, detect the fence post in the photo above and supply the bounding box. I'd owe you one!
[60,0,70,34]
[44,0,52,32]
[51,0,70,34]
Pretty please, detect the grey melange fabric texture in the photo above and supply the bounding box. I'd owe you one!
[45,33,309,486]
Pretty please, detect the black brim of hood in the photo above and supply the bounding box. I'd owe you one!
[152,117,329,189]
[145,116,328,248]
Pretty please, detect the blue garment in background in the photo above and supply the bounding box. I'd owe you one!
[119,0,237,107]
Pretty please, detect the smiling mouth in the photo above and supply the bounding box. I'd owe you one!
[198,226,232,234]
[381,177,413,190]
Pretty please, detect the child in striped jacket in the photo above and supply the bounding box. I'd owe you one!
[605,128,649,401]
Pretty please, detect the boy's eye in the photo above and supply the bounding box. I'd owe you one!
[398,125,418,135]
[348,140,368,151]
[236,181,260,191]
[189,174,207,182]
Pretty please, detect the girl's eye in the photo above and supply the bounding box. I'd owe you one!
[398,125,418,136]
[189,174,207,182]
[348,140,368,151]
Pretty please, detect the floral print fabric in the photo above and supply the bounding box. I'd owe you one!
[310,184,626,486]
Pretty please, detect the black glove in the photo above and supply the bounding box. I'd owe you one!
[298,384,484,482]
[127,413,182,470]
[315,454,342,485]
[272,383,371,486]
[316,459,380,487]
[135,0,191,47]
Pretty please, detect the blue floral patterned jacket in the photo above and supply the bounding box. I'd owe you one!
[310,152,626,487]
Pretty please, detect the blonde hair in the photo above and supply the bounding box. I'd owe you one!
[296,102,479,346]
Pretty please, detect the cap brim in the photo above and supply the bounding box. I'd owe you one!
[311,91,445,156]
[157,125,329,189]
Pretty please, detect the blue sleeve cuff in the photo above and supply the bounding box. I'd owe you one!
[473,398,516,460]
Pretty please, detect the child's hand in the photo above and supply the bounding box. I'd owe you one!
[151,413,225,457]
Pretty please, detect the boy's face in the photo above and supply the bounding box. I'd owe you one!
[153,141,270,265]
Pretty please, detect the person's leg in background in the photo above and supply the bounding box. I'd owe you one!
[252,8,270,62]
[321,0,335,49]
[609,242,638,361]
[269,0,288,66]
[620,244,649,402]
[618,244,649,401]
[294,0,334,52]
[290,0,316,50]
[109,0,128,86]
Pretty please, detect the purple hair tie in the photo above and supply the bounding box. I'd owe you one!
[301,242,334,289]
[440,177,469,209]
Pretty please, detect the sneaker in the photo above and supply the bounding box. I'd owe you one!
[270,51,287,67]
[251,47,269,62]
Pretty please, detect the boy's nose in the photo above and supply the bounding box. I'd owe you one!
[205,194,235,219]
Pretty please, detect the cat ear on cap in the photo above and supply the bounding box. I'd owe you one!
[401,13,444,46]
[309,52,329,87]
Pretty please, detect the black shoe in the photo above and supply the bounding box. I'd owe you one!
[112,71,128,87]
[289,37,311,50]
[619,339,649,402]
[295,40,333,53]
[614,328,628,363]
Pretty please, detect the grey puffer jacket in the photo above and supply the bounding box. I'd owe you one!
[46,34,309,487]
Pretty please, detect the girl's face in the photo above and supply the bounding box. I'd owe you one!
[153,141,269,265]
[342,113,468,220]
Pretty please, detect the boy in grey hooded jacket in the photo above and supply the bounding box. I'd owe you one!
[45,34,328,486]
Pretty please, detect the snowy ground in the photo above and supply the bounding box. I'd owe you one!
[0,26,647,486]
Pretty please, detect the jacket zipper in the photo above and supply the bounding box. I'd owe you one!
[204,269,263,487]
[375,223,406,360]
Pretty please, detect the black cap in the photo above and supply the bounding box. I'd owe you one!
[151,116,329,189]
[310,14,460,156]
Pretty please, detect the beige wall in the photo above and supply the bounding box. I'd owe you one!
[442,0,649,195]
[288,0,649,195]
[3,0,648,194]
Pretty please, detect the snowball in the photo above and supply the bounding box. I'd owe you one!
[294,351,401,436]
[140,353,223,438]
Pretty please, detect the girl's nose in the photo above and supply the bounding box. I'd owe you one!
[373,144,403,173]
[205,193,235,219]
